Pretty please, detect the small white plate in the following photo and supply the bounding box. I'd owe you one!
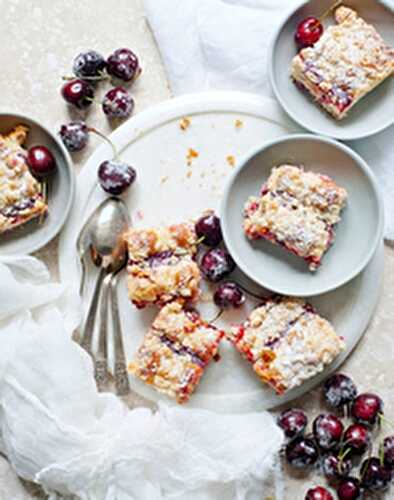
[269,0,394,140]
[221,134,384,297]
[0,113,75,256]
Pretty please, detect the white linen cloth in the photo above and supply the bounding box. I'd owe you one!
[143,0,394,241]
[0,257,283,499]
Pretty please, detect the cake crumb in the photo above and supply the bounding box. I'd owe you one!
[186,170,192,178]
[160,175,169,184]
[179,117,191,131]
[186,148,199,166]
[235,119,243,129]
[226,155,235,167]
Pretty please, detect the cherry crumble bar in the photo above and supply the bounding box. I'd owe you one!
[0,125,47,234]
[291,6,394,120]
[124,222,201,308]
[243,164,347,271]
[227,296,345,395]
[128,302,224,403]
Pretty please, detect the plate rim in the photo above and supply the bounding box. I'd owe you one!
[0,111,75,256]
[220,132,384,297]
[268,0,394,141]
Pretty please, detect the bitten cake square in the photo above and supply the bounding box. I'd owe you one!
[243,164,347,271]
[124,222,201,308]
[128,302,224,403]
[291,6,394,119]
[227,296,344,395]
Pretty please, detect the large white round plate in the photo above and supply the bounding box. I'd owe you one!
[59,92,383,413]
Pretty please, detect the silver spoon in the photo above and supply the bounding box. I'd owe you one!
[79,198,130,356]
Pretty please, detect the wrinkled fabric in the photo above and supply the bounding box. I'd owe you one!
[0,257,283,499]
[144,0,394,240]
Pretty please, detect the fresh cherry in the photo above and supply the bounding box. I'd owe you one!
[313,413,343,450]
[360,457,391,491]
[59,121,89,152]
[200,248,235,282]
[321,453,352,481]
[343,424,370,456]
[295,17,323,49]
[72,50,106,78]
[98,160,136,195]
[323,373,357,409]
[337,478,361,500]
[102,87,134,119]
[214,282,245,309]
[351,393,383,426]
[195,212,222,247]
[107,48,141,82]
[61,79,94,109]
[27,146,57,178]
[382,435,394,469]
[305,486,333,500]
[285,436,318,469]
[277,408,308,439]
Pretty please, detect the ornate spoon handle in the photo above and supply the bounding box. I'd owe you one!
[80,267,105,354]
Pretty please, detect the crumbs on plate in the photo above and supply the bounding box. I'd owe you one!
[160,175,169,184]
[226,155,235,167]
[235,119,243,129]
[186,148,199,166]
[179,117,191,130]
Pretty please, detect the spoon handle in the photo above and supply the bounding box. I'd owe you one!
[80,268,106,354]
[111,271,130,396]
[94,274,111,392]
[79,255,87,297]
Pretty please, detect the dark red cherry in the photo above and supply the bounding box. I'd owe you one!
[351,393,383,426]
[343,424,370,456]
[98,160,136,195]
[200,248,235,282]
[72,50,106,78]
[382,435,394,469]
[360,457,391,491]
[305,486,333,500]
[27,146,57,178]
[61,79,94,109]
[102,87,134,119]
[277,408,308,439]
[295,17,323,48]
[337,478,361,500]
[323,373,357,409]
[107,48,141,82]
[59,121,89,152]
[214,282,245,309]
[195,212,222,247]
[313,413,343,450]
[321,453,352,481]
[285,436,318,469]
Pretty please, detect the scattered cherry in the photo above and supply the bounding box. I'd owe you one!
[305,486,333,500]
[323,373,357,410]
[73,50,106,78]
[295,17,323,49]
[360,457,391,491]
[343,424,370,456]
[98,160,136,195]
[277,408,308,439]
[59,121,89,152]
[213,282,245,309]
[200,248,235,282]
[313,413,343,450]
[195,212,222,247]
[285,436,318,469]
[107,48,141,83]
[321,453,352,481]
[27,146,57,178]
[102,86,134,119]
[337,477,361,500]
[382,435,394,469]
[351,393,383,426]
[61,79,94,109]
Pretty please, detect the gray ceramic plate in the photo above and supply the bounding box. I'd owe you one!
[0,113,75,256]
[269,0,394,140]
[221,134,384,297]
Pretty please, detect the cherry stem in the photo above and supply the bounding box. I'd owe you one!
[209,309,223,324]
[237,283,265,301]
[379,413,394,429]
[88,127,119,160]
[62,71,110,82]
[319,0,342,21]
[379,440,385,466]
